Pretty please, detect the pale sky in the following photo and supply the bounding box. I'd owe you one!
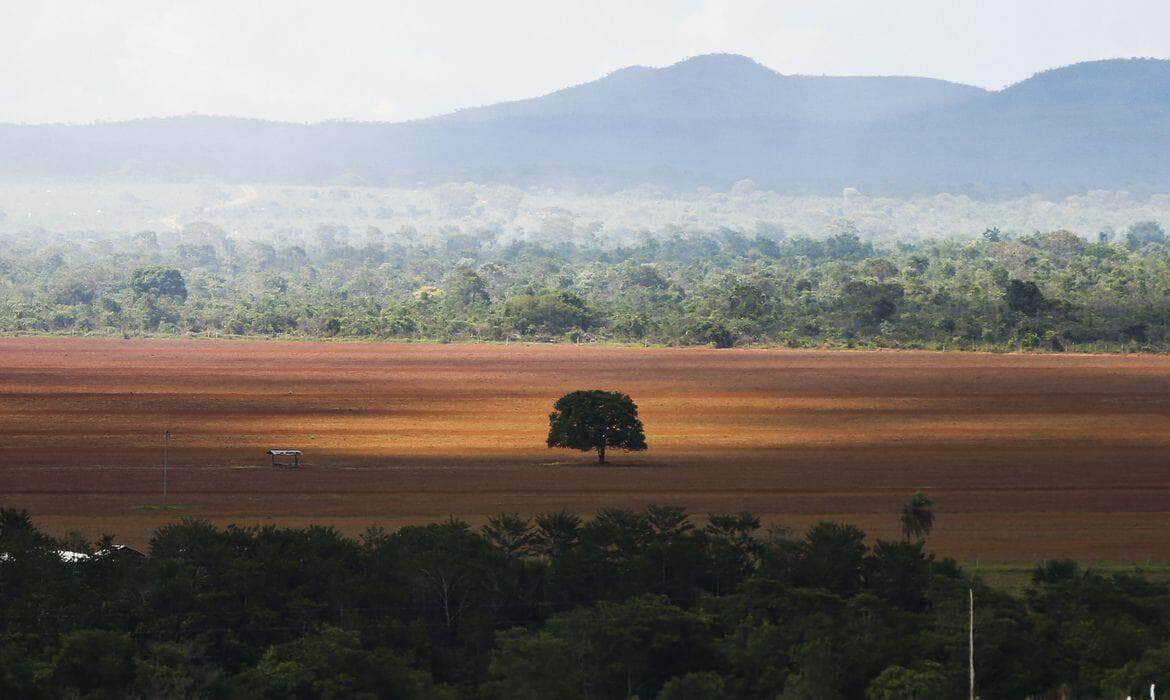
[1,0,1168,124]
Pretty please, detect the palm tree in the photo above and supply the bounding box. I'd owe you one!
[900,492,935,541]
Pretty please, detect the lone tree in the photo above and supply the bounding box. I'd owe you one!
[900,492,935,542]
[547,390,647,465]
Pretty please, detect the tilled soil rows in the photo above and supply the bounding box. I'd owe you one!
[2,337,1169,561]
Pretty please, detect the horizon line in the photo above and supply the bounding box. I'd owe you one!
[1,53,1165,129]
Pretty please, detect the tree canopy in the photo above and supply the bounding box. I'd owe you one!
[900,492,935,542]
[3,505,1169,698]
[6,216,1170,353]
[547,390,647,464]
[129,266,187,300]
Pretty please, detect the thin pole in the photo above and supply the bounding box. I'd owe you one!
[969,587,975,700]
[163,430,170,504]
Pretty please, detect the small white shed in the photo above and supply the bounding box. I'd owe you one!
[267,449,303,468]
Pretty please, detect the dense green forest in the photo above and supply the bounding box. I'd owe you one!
[2,506,1168,698]
[3,219,1169,351]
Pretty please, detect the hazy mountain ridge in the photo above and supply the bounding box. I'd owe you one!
[1,55,1167,194]
[440,54,988,124]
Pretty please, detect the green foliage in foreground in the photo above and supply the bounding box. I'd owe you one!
[3,507,1170,698]
[5,220,1170,351]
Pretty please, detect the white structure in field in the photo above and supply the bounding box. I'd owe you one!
[267,449,303,467]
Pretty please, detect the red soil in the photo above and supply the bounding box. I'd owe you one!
[2,337,1169,561]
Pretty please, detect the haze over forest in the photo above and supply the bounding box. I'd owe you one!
[3,54,1170,195]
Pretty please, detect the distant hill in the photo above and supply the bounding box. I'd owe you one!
[442,54,986,124]
[1,55,1168,195]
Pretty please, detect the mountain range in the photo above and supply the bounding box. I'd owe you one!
[2,54,1169,195]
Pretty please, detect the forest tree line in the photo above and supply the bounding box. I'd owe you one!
[2,220,1169,351]
[2,506,1169,698]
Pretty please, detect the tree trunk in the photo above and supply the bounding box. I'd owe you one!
[597,444,606,465]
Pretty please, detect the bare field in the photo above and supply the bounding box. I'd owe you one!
[2,337,1170,561]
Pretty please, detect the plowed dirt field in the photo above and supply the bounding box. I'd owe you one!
[2,337,1169,561]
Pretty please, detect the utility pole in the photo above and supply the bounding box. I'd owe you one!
[163,430,171,505]
[969,587,975,700]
